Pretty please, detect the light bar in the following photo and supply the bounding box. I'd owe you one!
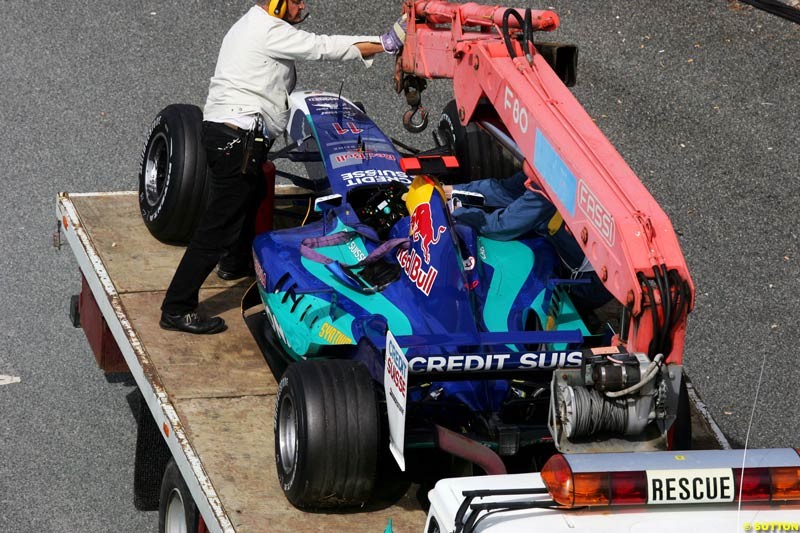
[541,448,800,508]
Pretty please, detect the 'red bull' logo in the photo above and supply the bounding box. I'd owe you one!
[396,248,438,296]
[410,202,446,264]
[333,151,396,163]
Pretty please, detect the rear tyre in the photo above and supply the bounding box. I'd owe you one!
[158,458,200,533]
[437,99,520,183]
[274,359,379,509]
[139,104,209,245]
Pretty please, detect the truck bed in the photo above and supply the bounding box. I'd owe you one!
[57,191,425,532]
[56,191,728,532]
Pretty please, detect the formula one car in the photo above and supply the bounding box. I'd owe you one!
[256,86,690,509]
[255,91,609,509]
[138,0,695,513]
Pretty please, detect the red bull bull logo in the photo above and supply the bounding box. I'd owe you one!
[410,202,446,264]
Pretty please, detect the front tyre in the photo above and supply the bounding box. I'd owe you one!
[274,359,379,509]
[139,104,209,245]
[438,99,520,183]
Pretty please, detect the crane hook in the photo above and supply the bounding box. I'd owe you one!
[403,105,429,133]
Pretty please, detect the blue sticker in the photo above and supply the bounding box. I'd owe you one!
[534,129,577,216]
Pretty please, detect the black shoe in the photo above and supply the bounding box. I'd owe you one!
[159,312,227,334]
[217,264,255,281]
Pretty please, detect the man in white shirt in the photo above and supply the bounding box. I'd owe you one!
[160,0,406,334]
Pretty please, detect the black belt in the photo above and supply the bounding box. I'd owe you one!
[223,122,246,132]
[220,121,270,143]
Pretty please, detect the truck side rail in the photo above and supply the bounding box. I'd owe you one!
[56,191,232,533]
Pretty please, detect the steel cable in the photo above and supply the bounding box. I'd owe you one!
[567,386,627,437]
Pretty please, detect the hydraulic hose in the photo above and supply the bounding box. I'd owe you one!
[501,9,524,59]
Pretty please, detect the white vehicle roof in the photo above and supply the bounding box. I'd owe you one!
[427,472,799,533]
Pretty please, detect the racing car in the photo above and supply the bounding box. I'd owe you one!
[256,91,615,508]
[138,0,695,513]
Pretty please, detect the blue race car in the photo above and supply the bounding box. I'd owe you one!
[253,91,596,510]
[140,92,686,513]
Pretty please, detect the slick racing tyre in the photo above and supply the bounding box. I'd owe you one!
[158,458,201,533]
[274,359,379,509]
[438,99,520,183]
[139,104,209,245]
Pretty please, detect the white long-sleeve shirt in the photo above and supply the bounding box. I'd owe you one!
[204,5,379,137]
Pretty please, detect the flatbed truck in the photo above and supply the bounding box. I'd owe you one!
[55,190,730,532]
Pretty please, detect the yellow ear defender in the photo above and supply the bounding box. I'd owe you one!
[267,0,287,19]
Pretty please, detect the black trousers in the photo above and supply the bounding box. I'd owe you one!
[161,121,268,315]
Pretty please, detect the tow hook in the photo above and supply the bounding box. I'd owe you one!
[403,105,429,133]
[402,75,429,133]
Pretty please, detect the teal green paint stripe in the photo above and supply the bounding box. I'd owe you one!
[479,238,534,334]
[300,254,412,337]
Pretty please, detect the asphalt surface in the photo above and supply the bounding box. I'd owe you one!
[0,1,797,531]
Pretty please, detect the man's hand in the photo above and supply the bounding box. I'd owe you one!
[380,14,407,55]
